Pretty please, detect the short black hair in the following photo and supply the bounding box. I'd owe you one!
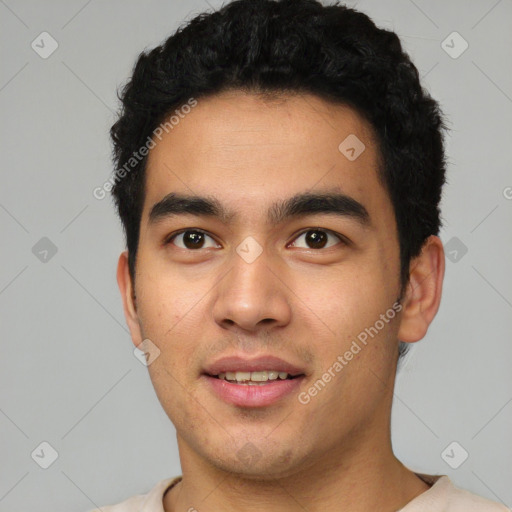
[109,0,447,362]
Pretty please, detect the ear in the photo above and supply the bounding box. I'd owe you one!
[117,250,144,348]
[397,235,445,343]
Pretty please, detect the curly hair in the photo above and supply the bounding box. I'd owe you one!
[109,0,447,362]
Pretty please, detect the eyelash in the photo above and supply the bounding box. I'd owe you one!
[164,228,347,250]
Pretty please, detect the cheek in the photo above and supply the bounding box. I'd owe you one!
[138,285,204,422]
[301,262,393,325]
[135,281,202,384]
[137,266,201,330]
[292,260,400,371]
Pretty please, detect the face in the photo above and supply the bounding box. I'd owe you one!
[119,90,414,478]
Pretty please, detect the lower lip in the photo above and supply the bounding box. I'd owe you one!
[203,375,304,407]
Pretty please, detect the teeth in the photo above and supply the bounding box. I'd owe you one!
[250,371,268,382]
[236,371,251,381]
[216,370,292,382]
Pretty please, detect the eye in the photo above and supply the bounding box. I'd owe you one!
[289,228,345,250]
[165,229,220,250]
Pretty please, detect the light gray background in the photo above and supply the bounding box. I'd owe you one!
[1,0,511,510]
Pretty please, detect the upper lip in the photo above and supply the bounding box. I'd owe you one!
[203,355,306,376]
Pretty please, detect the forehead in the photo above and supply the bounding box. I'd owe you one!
[142,90,391,226]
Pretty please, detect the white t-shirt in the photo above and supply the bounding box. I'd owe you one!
[88,473,510,511]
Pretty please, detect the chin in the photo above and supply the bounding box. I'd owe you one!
[205,443,311,480]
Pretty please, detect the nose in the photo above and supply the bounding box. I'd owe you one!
[211,247,292,334]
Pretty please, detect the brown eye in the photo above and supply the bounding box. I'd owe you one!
[166,230,219,250]
[289,229,344,250]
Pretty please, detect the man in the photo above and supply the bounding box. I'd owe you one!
[93,0,509,510]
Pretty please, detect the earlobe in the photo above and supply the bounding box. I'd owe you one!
[397,235,445,343]
[117,251,144,347]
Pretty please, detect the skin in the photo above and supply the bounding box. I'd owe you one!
[117,90,445,512]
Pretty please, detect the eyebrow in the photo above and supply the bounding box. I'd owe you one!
[148,191,370,227]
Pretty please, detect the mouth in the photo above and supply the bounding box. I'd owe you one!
[207,370,304,385]
[201,355,307,407]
